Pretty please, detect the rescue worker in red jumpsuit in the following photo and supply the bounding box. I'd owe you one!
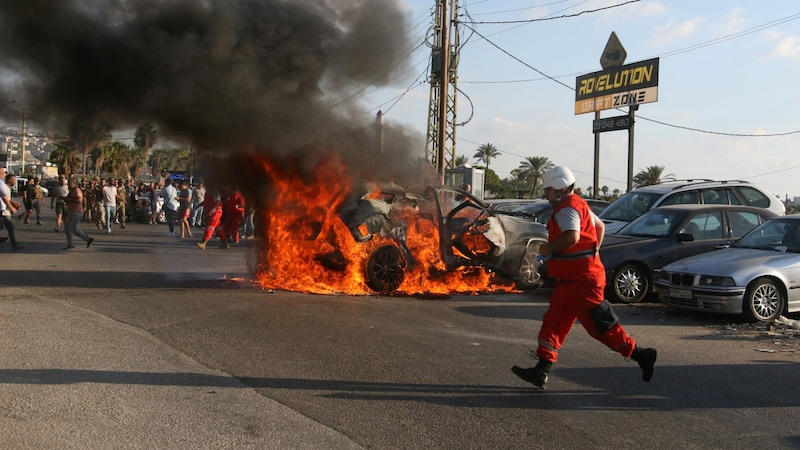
[196,189,228,249]
[222,190,245,245]
[512,166,657,389]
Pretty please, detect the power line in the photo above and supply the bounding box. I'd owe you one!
[466,0,641,24]
[461,22,800,138]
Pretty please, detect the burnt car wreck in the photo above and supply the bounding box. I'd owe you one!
[336,183,548,293]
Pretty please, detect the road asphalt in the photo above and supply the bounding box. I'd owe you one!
[0,204,363,449]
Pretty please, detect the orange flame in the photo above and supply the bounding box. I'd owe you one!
[254,156,515,295]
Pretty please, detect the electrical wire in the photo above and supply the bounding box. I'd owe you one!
[467,0,640,24]
[460,21,800,138]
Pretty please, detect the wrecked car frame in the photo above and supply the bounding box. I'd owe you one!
[338,183,548,293]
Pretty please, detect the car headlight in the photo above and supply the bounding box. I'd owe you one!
[698,275,736,287]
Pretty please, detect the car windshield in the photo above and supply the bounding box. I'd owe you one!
[599,191,663,222]
[511,201,551,223]
[618,209,686,237]
[735,219,800,253]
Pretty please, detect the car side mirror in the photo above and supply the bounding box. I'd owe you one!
[677,232,694,243]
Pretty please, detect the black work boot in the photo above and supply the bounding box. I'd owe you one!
[512,359,553,389]
[631,346,657,382]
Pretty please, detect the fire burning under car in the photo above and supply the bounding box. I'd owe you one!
[254,158,548,295]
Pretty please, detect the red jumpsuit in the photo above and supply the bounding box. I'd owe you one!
[222,191,245,244]
[202,192,227,244]
[537,194,636,363]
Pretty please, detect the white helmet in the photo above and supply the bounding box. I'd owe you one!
[542,166,576,190]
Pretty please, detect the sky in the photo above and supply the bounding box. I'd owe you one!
[360,0,800,199]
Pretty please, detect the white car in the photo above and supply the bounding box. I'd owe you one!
[600,179,785,234]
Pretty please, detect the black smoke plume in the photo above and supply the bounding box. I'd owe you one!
[0,0,426,185]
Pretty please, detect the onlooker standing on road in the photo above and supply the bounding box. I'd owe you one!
[116,179,128,229]
[161,178,179,236]
[30,177,45,225]
[63,177,94,250]
[102,179,117,234]
[190,181,206,228]
[511,166,657,389]
[51,175,69,232]
[93,178,105,228]
[177,180,193,238]
[242,205,255,239]
[21,177,36,224]
[0,168,23,251]
[148,182,160,224]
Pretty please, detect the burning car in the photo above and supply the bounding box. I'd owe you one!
[337,183,549,293]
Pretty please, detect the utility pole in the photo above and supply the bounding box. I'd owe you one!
[375,110,385,154]
[20,109,27,176]
[425,0,460,183]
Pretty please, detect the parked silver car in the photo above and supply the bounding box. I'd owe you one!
[601,204,775,303]
[655,215,800,322]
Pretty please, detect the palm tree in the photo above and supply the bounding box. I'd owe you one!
[149,147,190,175]
[134,123,158,176]
[473,143,500,172]
[70,117,113,175]
[102,141,133,178]
[48,140,82,176]
[126,146,147,180]
[91,143,114,176]
[601,185,609,198]
[518,156,553,197]
[454,154,469,166]
[633,165,676,188]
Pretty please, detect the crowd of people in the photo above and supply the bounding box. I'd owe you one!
[0,172,256,252]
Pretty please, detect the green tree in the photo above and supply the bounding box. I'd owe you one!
[633,165,675,188]
[101,141,133,179]
[70,117,113,175]
[149,147,191,175]
[518,156,553,197]
[473,143,501,173]
[601,185,609,198]
[126,146,147,180]
[134,123,158,176]
[483,167,506,198]
[454,154,469,166]
[48,140,82,176]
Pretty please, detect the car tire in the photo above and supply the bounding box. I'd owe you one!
[365,245,406,294]
[516,239,546,289]
[743,277,784,323]
[610,263,649,303]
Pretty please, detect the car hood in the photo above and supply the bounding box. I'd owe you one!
[602,234,657,248]
[662,247,800,275]
[602,219,628,234]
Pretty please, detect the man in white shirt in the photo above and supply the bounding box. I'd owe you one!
[102,179,117,234]
[0,167,23,250]
[161,178,179,236]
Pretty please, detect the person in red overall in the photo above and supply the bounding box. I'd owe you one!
[196,190,228,249]
[512,166,657,389]
[222,190,245,246]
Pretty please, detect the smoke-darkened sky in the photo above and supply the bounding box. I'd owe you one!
[0,0,425,181]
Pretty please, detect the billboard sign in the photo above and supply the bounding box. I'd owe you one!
[574,57,659,115]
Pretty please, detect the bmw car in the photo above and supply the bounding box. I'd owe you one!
[601,205,775,303]
[655,215,800,322]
